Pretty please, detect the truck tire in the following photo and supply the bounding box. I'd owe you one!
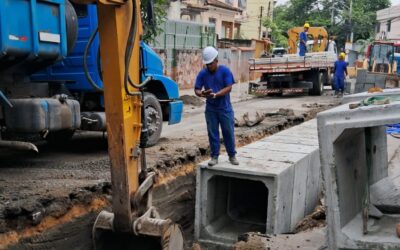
[143,92,163,147]
[309,72,324,96]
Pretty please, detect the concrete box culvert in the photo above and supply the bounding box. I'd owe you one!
[195,160,292,248]
[317,102,400,249]
[341,88,400,104]
[195,120,322,248]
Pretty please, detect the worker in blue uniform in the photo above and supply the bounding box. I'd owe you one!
[299,23,309,56]
[194,46,239,167]
[333,52,348,96]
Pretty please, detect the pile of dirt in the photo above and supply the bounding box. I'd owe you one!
[294,205,326,233]
[180,95,204,106]
[0,183,111,234]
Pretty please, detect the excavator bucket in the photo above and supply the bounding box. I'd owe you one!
[93,210,184,250]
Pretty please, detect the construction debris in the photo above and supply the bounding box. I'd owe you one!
[294,205,326,233]
[368,87,383,93]
[180,95,204,106]
[265,108,295,117]
[235,112,265,127]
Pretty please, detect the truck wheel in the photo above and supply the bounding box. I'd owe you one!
[143,93,163,147]
[310,72,324,96]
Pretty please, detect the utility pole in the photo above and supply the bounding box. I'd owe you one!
[266,1,271,39]
[259,6,264,39]
[349,0,353,43]
[331,0,335,25]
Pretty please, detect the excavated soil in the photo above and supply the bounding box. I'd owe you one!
[0,96,339,249]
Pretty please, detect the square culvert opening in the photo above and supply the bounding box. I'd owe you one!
[206,175,268,240]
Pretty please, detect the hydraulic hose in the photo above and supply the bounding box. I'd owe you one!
[125,0,153,95]
[123,0,138,96]
[83,27,103,92]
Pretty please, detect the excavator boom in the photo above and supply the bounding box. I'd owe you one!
[71,0,183,249]
[287,26,329,54]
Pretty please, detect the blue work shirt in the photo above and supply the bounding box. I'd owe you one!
[334,60,348,78]
[299,31,307,56]
[195,65,235,112]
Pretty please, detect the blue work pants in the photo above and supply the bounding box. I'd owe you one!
[334,75,345,92]
[205,110,236,158]
[299,46,306,56]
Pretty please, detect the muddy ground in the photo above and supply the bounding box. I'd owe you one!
[0,93,339,249]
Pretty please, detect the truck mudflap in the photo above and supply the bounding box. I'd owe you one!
[168,100,183,125]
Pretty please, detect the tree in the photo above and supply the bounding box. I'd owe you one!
[271,0,391,50]
[140,0,169,43]
[263,18,288,48]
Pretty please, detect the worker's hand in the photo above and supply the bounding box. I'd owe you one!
[201,89,212,97]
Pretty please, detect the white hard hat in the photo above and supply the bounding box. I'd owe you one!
[202,46,218,64]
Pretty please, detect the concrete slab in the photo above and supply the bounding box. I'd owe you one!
[244,141,317,154]
[342,88,400,104]
[317,101,400,249]
[236,147,307,164]
[195,120,321,247]
[263,135,319,146]
[341,214,400,249]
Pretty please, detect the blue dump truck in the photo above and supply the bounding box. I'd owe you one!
[0,1,182,149]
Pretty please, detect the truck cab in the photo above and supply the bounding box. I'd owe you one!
[365,41,400,74]
[272,47,287,57]
[32,4,182,146]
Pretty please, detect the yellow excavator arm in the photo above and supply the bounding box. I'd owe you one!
[287,26,329,54]
[71,0,183,249]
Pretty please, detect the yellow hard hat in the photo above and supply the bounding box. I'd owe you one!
[339,52,346,59]
[304,23,310,28]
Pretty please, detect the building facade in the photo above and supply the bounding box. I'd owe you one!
[239,0,274,40]
[376,4,400,40]
[167,0,244,39]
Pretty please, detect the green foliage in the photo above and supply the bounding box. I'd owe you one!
[263,18,288,47]
[269,0,391,50]
[140,0,168,43]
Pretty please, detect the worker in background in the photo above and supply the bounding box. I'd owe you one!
[299,23,309,56]
[194,46,239,167]
[333,52,348,96]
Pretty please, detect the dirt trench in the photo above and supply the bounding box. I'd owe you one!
[0,102,337,250]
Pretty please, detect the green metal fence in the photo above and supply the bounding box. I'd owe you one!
[150,20,216,73]
[151,20,216,50]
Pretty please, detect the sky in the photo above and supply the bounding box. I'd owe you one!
[275,0,400,6]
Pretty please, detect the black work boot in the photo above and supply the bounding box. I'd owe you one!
[208,157,218,166]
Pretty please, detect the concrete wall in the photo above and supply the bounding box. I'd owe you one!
[154,47,256,90]
[173,49,204,89]
[353,69,399,94]
[218,48,255,83]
